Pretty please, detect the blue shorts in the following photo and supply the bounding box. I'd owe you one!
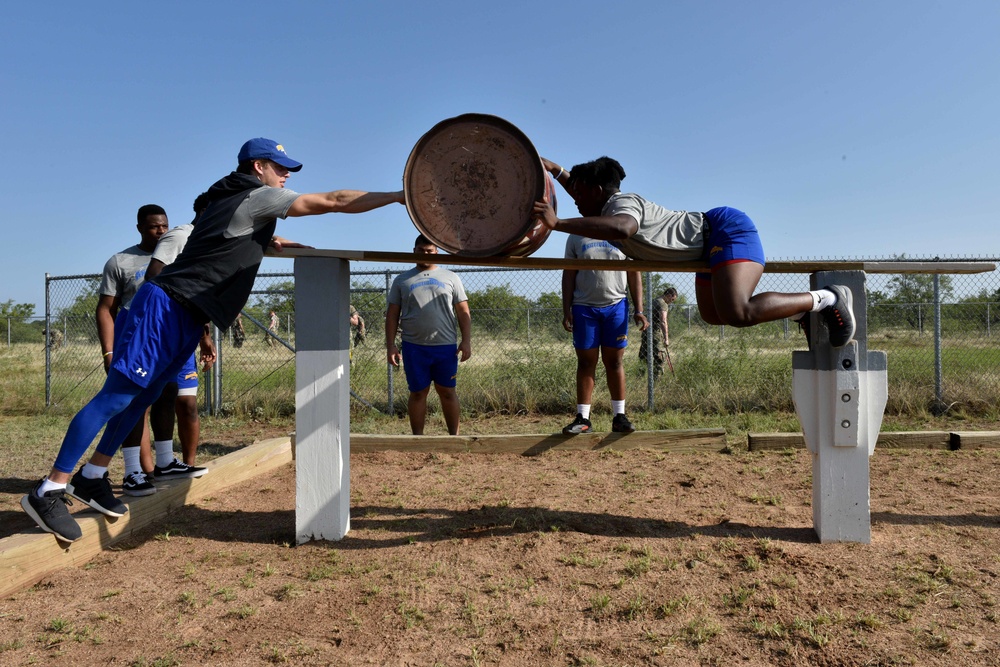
[111,283,204,389]
[176,354,199,396]
[696,206,766,283]
[114,301,200,393]
[401,341,459,392]
[572,299,628,350]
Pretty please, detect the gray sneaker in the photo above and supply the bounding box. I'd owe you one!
[67,468,128,517]
[21,480,83,543]
[822,285,856,348]
[562,413,592,435]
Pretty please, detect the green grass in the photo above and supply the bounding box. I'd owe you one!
[28,316,1000,423]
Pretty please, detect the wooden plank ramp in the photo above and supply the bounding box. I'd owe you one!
[348,429,727,455]
[0,437,292,599]
[748,431,953,451]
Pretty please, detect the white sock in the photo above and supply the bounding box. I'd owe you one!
[37,478,66,496]
[612,400,625,415]
[577,404,591,419]
[122,447,142,476]
[810,289,836,312]
[81,463,107,480]
[154,440,176,468]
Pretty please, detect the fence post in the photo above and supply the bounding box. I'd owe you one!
[933,275,943,408]
[645,273,654,411]
[45,273,52,408]
[386,270,394,416]
[213,324,223,415]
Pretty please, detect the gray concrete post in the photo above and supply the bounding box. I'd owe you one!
[294,257,352,542]
[792,270,887,543]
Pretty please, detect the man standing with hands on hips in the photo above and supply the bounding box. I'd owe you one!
[386,235,472,436]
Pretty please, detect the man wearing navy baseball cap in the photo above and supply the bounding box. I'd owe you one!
[21,137,405,543]
[237,137,303,172]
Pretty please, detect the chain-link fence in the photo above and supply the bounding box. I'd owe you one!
[42,258,1000,419]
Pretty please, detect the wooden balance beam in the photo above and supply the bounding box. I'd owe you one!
[283,250,993,545]
[275,248,995,275]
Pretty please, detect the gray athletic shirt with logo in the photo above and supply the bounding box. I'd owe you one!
[98,245,152,310]
[604,192,706,261]
[388,266,468,346]
[564,235,628,308]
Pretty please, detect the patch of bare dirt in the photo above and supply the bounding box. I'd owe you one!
[2,447,1000,666]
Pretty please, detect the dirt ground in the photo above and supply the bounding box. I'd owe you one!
[2,441,999,666]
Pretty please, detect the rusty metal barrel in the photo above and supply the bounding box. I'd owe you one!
[403,113,556,257]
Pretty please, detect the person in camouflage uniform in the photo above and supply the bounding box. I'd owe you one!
[349,304,366,357]
[639,287,677,378]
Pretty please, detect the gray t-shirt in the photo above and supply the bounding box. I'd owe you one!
[98,245,152,310]
[604,192,706,261]
[151,224,194,266]
[229,187,299,238]
[388,266,468,346]
[565,235,628,308]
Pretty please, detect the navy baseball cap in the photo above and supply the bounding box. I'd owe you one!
[237,138,303,172]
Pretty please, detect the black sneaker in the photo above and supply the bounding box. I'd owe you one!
[67,469,128,517]
[21,481,82,543]
[153,458,208,479]
[122,471,157,497]
[562,413,592,435]
[822,285,856,348]
[612,413,636,433]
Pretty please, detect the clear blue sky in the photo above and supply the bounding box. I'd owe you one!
[3,1,998,312]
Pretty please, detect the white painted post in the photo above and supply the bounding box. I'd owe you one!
[792,270,887,543]
[294,257,351,542]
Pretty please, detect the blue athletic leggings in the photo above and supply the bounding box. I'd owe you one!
[53,359,187,474]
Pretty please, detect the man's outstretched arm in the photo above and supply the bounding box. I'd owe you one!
[287,190,405,217]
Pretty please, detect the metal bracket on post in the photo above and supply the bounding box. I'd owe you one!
[792,270,887,543]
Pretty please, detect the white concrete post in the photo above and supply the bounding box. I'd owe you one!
[792,270,887,543]
[294,257,351,542]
